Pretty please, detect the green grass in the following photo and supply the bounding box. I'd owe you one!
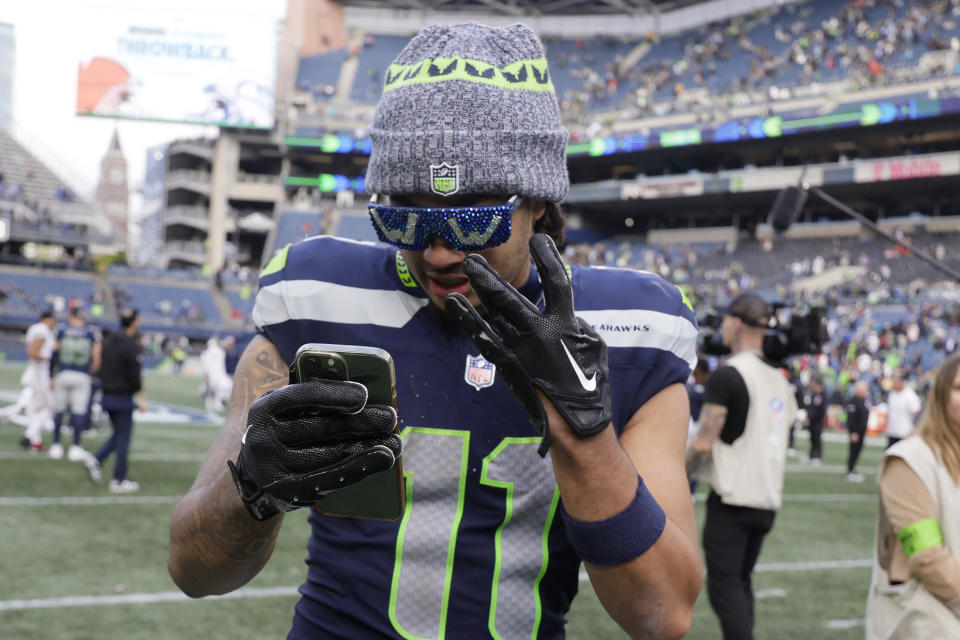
[0,362,881,639]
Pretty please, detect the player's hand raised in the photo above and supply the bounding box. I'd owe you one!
[446,233,612,456]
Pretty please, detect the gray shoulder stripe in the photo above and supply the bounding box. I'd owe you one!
[253,280,429,328]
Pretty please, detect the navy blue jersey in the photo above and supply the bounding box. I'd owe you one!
[253,237,698,640]
[56,323,101,373]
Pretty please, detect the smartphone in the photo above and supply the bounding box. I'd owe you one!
[291,343,405,521]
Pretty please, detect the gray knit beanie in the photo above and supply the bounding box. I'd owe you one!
[365,22,569,202]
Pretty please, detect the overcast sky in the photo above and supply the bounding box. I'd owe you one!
[1,0,284,209]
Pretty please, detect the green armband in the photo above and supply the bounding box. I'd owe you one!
[898,518,943,557]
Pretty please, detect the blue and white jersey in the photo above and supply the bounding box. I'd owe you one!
[253,237,698,640]
[56,323,101,373]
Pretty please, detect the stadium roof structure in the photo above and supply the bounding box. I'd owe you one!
[339,0,709,16]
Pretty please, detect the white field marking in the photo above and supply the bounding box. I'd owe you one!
[580,558,871,582]
[755,558,872,572]
[793,430,886,447]
[0,452,204,462]
[132,429,215,440]
[778,493,876,502]
[826,618,865,630]
[0,586,300,612]
[137,423,222,432]
[755,588,787,599]
[0,495,180,506]
[694,493,876,503]
[786,463,870,474]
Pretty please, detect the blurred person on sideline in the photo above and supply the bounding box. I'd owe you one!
[84,308,147,493]
[222,335,239,376]
[887,373,922,448]
[845,380,871,482]
[686,292,798,640]
[200,336,233,412]
[804,376,826,465]
[168,23,703,639]
[20,310,58,454]
[865,352,960,638]
[687,356,710,493]
[787,369,805,457]
[170,339,187,374]
[49,307,101,461]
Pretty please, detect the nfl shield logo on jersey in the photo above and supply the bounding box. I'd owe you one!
[464,354,496,390]
[769,397,785,429]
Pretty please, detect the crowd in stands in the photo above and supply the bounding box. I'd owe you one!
[0,164,95,244]
[287,1,960,146]
[778,280,958,444]
[111,283,210,326]
[553,0,960,134]
[0,277,106,320]
[1,167,79,207]
[565,225,960,417]
[565,228,958,290]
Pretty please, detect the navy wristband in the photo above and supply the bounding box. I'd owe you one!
[560,475,666,566]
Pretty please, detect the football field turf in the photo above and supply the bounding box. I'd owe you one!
[0,362,882,639]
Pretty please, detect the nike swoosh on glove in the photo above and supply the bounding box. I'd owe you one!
[445,233,612,456]
[227,379,402,520]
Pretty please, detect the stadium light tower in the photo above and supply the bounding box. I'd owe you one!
[767,183,960,284]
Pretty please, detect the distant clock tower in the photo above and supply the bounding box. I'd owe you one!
[97,129,129,245]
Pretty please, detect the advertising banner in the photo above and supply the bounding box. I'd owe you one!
[77,6,277,129]
[620,177,703,200]
[854,152,960,183]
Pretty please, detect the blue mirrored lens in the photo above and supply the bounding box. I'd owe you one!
[367,199,516,250]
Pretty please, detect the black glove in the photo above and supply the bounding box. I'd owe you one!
[227,380,402,520]
[445,233,612,456]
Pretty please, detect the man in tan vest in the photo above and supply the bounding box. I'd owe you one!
[687,292,798,640]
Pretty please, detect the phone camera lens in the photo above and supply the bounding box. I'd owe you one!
[326,368,344,380]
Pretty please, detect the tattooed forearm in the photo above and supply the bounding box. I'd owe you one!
[685,403,728,477]
[168,336,289,597]
[222,338,289,436]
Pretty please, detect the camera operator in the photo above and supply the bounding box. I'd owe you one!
[686,292,798,640]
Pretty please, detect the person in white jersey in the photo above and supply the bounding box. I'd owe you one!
[866,352,960,639]
[686,292,798,640]
[200,336,232,413]
[20,310,58,454]
[886,373,921,448]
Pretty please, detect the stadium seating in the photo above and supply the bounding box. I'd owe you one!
[333,213,379,243]
[273,210,326,248]
[225,288,256,320]
[349,35,411,103]
[107,264,206,282]
[287,0,960,148]
[543,36,644,110]
[265,209,381,259]
[0,270,98,322]
[297,49,350,100]
[567,230,960,292]
[110,281,224,326]
[550,0,960,120]
[0,129,95,222]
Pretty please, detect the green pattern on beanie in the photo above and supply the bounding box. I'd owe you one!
[383,56,555,93]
